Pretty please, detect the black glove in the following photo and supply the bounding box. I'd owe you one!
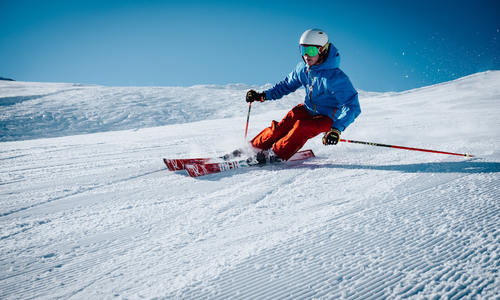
[246,90,266,103]
[322,128,341,145]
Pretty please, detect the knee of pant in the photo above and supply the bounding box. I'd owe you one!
[270,120,278,130]
[294,119,312,130]
[283,109,297,121]
[291,104,303,113]
[291,104,307,117]
[287,120,309,138]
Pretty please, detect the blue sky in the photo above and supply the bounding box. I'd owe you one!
[0,0,498,91]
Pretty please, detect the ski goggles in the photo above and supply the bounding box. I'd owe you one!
[300,45,321,57]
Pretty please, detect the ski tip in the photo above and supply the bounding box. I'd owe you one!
[163,158,180,171]
[163,158,173,171]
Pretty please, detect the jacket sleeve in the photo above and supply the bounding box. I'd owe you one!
[333,92,361,132]
[264,65,303,100]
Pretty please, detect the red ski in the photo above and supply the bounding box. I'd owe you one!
[163,150,244,171]
[185,149,315,177]
[163,157,211,171]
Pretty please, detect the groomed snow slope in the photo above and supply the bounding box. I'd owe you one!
[1,71,499,299]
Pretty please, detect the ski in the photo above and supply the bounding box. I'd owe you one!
[163,150,243,171]
[164,157,211,171]
[185,149,315,177]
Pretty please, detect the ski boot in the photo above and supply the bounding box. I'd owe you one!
[254,149,283,165]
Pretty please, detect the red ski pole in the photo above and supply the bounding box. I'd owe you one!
[244,102,252,139]
[339,139,474,158]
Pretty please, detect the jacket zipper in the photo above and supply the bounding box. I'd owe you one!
[308,69,316,115]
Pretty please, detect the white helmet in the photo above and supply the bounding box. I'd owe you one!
[299,29,328,46]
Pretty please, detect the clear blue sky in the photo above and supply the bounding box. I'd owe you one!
[1,0,498,91]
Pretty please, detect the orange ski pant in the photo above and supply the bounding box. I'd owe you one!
[251,104,333,160]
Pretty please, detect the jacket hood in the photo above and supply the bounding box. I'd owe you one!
[309,43,340,71]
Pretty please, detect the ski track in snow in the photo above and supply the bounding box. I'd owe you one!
[0,72,499,299]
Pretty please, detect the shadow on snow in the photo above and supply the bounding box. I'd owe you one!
[188,159,500,181]
[310,160,500,174]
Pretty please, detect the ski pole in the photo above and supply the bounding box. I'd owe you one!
[339,139,474,158]
[244,102,252,139]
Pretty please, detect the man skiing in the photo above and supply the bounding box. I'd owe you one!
[246,29,361,163]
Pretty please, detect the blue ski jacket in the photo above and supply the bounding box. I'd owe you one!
[264,43,361,132]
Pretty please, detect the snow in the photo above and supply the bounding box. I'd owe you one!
[1,71,499,299]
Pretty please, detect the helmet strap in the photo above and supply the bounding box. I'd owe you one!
[319,43,329,54]
[316,43,330,65]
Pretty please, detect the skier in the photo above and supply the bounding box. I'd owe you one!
[246,29,361,163]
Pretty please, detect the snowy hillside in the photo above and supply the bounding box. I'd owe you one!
[0,81,298,142]
[1,71,499,299]
[0,79,383,142]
